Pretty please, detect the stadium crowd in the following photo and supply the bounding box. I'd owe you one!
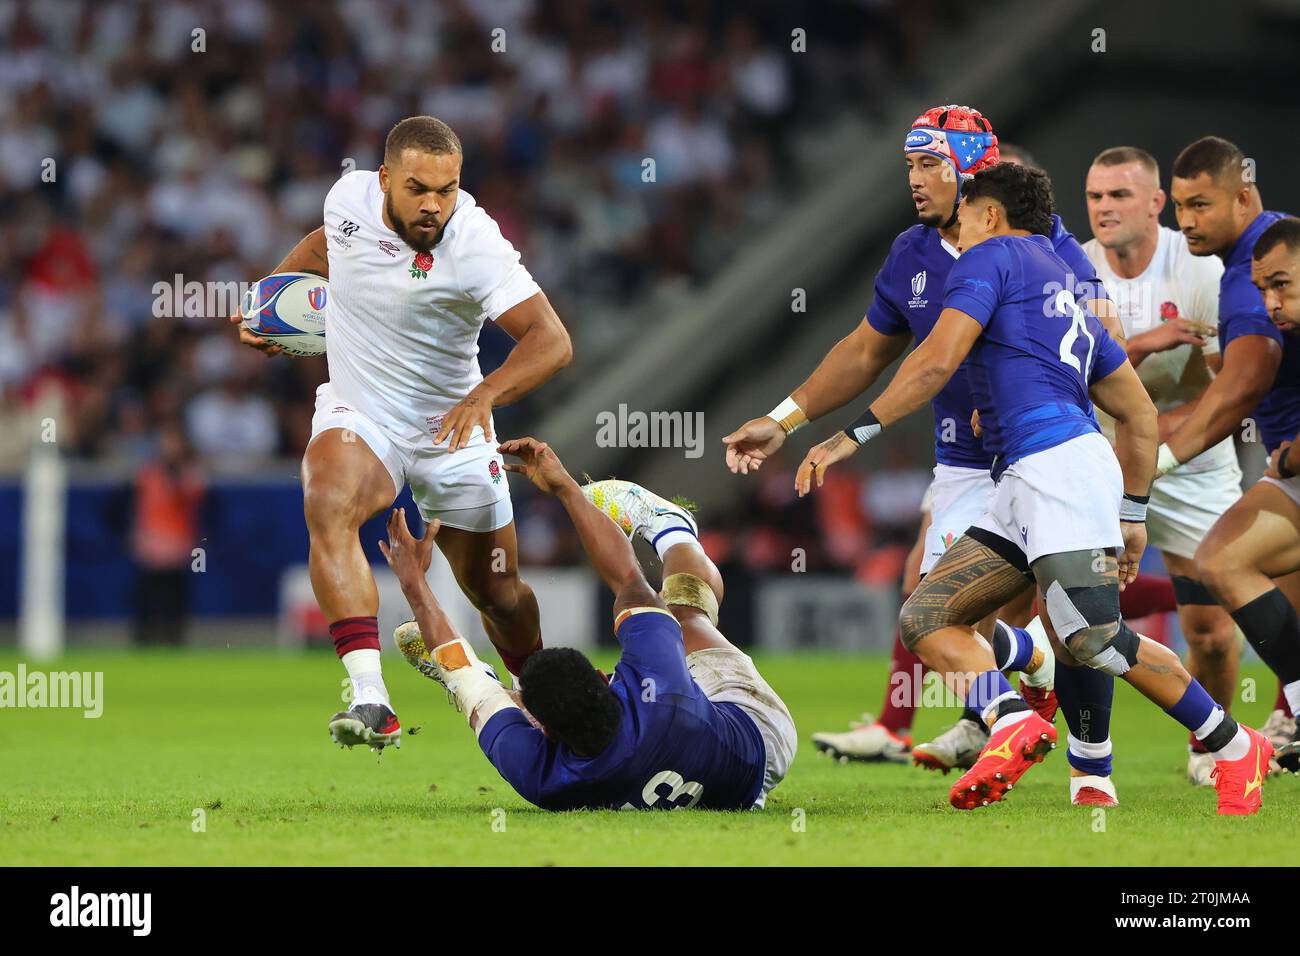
[0,0,944,576]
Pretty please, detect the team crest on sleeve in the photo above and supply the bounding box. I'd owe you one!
[409,251,434,279]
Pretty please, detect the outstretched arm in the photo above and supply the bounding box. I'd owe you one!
[794,308,981,495]
[498,438,663,616]
[722,321,910,475]
[859,308,981,427]
[376,508,462,651]
[1160,334,1279,470]
[791,320,912,420]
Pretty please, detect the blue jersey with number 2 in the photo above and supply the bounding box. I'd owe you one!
[942,234,1127,479]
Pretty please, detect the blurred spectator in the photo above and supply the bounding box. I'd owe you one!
[0,0,936,578]
[130,423,205,645]
[186,372,279,462]
[0,0,911,475]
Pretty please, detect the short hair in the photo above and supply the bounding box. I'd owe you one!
[1253,216,1300,260]
[520,648,621,756]
[961,162,1055,236]
[1091,146,1160,183]
[384,116,462,166]
[998,142,1038,169]
[1172,136,1246,185]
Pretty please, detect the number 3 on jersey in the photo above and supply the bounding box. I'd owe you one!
[635,770,703,809]
[1055,289,1096,381]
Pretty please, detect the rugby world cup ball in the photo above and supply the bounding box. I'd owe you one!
[241,272,328,356]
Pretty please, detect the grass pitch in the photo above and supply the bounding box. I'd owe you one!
[1,650,1295,866]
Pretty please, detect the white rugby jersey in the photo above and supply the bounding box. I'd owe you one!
[321,170,540,445]
[1084,226,1235,473]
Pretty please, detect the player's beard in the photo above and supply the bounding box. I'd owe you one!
[386,192,445,252]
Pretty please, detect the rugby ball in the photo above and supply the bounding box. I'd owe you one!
[241,272,328,356]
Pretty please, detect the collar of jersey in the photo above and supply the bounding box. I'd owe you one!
[1226,210,1285,269]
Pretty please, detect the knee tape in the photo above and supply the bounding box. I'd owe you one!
[1043,581,1118,642]
[1045,581,1139,675]
[661,572,719,626]
[1062,618,1141,677]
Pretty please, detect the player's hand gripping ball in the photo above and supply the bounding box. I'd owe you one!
[237,273,329,357]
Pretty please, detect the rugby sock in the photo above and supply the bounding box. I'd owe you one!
[652,528,698,560]
[330,616,389,707]
[1118,573,1177,619]
[496,637,543,678]
[1019,616,1055,687]
[1166,682,1248,761]
[966,670,1031,732]
[992,621,1035,672]
[1066,733,1113,777]
[1229,589,1300,716]
[1054,661,1114,772]
[879,628,924,734]
[1285,678,1300,720]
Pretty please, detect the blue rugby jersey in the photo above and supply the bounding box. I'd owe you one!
[866,215,1107,469]
[941,234,1127,478]
[1218,210,1300,452]
[477,608,766,811]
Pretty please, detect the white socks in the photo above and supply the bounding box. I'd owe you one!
[651,528,698,560]
[1285,679,1300,719]
[990,709,1033,734]
[1194,707,1250,762]
[341,648,390,708]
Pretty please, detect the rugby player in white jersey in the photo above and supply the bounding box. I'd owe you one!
[231,116,572,751]
[1082,145,1242,785]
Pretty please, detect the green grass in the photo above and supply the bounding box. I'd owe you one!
[0,650,1294,866]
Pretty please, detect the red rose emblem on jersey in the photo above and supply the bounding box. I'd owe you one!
[488,459,502,484]
[1159,301,1180,320]
[409,251,434,279]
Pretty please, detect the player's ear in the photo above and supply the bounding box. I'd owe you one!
[1152,188,1167,216]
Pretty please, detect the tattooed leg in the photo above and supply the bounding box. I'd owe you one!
[900,533,1033,699]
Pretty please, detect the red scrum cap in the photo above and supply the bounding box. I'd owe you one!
[904,105,1000,179]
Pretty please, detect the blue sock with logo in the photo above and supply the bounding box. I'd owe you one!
[1054,662,1113,775]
